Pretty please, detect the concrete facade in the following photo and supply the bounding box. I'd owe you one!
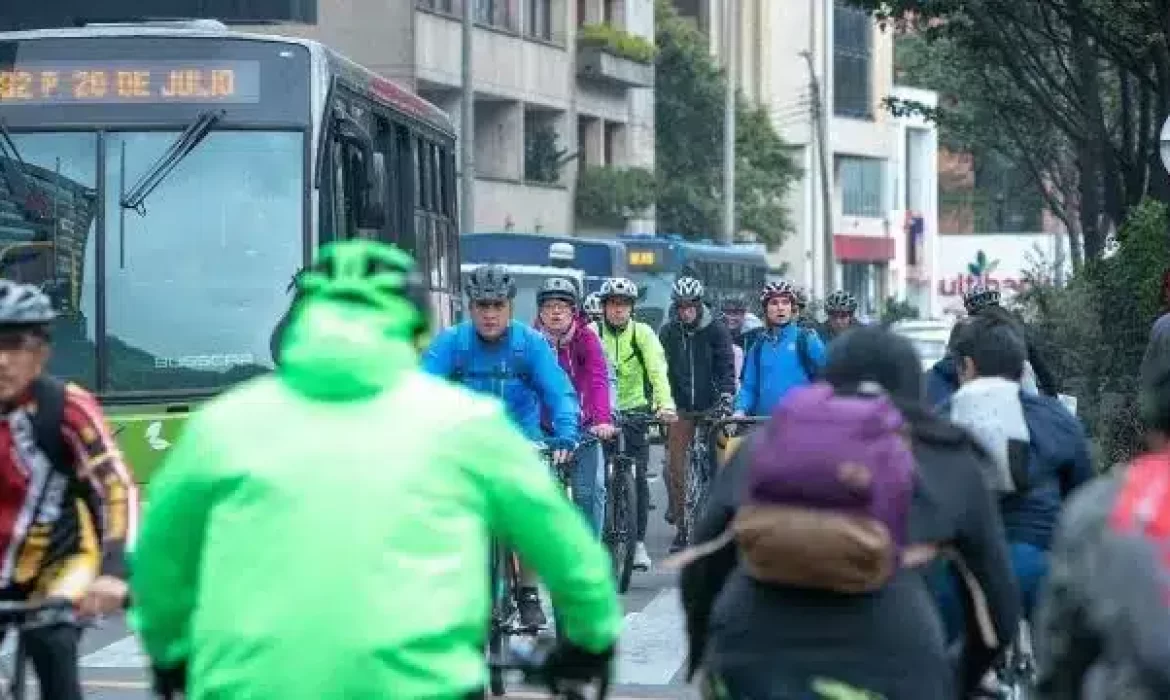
[250,0,656,235]
[675,0,906,313]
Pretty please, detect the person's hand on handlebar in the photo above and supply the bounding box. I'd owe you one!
[589,423,618,440]
[725,410,747,437]
[80,575,129,617]
[541,637,615,688]
[546,437,576,466]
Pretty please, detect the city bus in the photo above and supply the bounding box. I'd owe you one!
[0,20,460,481]
[619,234,768,327]
[460,232,627,294]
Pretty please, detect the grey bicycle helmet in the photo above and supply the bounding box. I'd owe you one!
[963,283,1000,314]
[0,281,56,327]
[671,276,705,303]
[537,277,579,307]
[825,290,859,314]
[599,277,638,302]
[466,264,516,302]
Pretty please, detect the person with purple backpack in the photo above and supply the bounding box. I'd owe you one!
[679,326,1020,700]
[534,277,617,537]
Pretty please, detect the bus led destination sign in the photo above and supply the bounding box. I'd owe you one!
[0,61,261,105]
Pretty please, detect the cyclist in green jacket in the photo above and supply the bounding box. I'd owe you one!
[129,241,622,700]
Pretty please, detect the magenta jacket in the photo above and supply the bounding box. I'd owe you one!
[534,315,613,428]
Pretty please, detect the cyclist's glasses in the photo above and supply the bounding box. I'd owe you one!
[0,331,44,354]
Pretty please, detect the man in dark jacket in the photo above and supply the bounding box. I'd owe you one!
[660,276,736,552]
[937,316,1092,638]
[925,318,969,409]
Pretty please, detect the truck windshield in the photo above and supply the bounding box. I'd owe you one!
[0,130,304,394]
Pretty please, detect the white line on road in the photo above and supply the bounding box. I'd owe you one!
[82,635,145,668]
[615,587,686,686]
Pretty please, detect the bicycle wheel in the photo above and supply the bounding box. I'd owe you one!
[683,441,711,544]
[606,458,637,593]
[487,543,508,697]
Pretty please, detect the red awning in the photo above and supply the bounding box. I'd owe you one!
[834,234,895,262]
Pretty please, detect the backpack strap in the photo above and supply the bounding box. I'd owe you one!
[628,323,655,405]
[510,326,532,387]
[449,325,470,383]
[796,328,818,381]
[751,331,766,409]
[29,375,68,472]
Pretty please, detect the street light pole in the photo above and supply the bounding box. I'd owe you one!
[720,0,738,245]
[460,0,475,236]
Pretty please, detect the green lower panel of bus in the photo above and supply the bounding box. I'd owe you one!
[104,402,201,484]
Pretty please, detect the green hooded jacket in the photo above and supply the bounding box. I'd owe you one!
[129,297,622,699]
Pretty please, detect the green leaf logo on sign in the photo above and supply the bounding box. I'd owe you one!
[966,250,1000,279]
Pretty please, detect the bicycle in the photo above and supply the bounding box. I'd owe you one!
[489,636,610,700]
[604,411,662,593]
[679,413,769,546]
[487,440,590,697]
[0,599,77,700]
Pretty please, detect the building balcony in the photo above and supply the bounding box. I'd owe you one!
[575,23,655,89]
[576,45,654,88]
[415,10,571,106]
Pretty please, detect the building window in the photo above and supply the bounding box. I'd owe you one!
[604,122,626,165]
[475,0,519,31]
[527,0,552,40]
[416,0,458,13]
[833,1,872,119]
[839,156,885,218]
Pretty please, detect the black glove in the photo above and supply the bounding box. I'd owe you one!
[151,663,187,698]
[541,638,614,685]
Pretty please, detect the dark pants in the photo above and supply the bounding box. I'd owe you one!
[22,623,82,700]
[621,421,651,541]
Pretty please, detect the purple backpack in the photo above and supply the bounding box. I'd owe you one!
[748,382,914,551]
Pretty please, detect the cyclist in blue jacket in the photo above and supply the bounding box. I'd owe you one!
[423,264,581,628]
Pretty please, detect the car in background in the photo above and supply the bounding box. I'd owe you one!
[890,319,954,370]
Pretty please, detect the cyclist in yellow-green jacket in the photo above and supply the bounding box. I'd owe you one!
[590,277,675,572]
[129,240,622,700]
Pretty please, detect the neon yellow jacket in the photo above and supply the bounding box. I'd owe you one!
[130,298,622,700]
[591,320,675,412]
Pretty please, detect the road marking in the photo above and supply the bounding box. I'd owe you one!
[615,587,686,686]
[81,635,146,668]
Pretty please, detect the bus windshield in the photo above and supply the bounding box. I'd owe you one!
[0,129,304,394]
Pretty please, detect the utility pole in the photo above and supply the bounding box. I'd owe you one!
[720,0,738,245]
[460,0,475,236]
[801,49,835,296]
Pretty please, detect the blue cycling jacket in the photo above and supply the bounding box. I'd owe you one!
[423,320,580,443]
[735,323,827,416]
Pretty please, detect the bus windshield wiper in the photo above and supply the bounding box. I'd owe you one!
[0,118,33,206]
[120,109,224,213]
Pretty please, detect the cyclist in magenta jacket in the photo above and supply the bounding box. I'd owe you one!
[535,278,617,536]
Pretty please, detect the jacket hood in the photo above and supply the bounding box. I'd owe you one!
[277,297,417,401]
[669,303,714,332]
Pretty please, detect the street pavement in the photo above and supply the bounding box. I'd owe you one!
[34,447,696,699]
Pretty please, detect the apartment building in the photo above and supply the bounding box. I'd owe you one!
[675,0,935,316]
[254,0,656,234]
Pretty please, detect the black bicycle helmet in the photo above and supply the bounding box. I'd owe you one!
[760,280,796,305]
[537,277,579,307]
[963,283,1001,314]
[466,264,517,303]
[825,290,859,315]
[721,294,748,312]
[795,287,810,310]
[0,280,56,327]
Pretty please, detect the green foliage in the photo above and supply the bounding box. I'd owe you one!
[524,125,568,184]
[578,23,657,64]
[880,297,920,324]
[1017,200,1170,466]
[575,166,656,225]
[654,0,799,246]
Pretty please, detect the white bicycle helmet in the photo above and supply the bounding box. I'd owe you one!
[671,276,705,303]
[583,292,603,317]
[599,277,639,302]
[759,280,796,305]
